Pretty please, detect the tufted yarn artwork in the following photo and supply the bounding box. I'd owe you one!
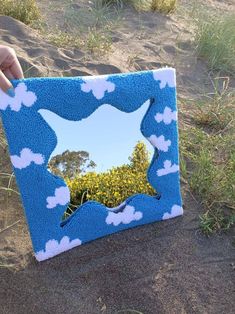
[0,68,183,261]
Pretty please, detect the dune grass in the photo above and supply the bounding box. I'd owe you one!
[180,80,235,235]
[194,10,235,75]
[43,0,115,55]
[0,122,19,220]
[46,30,82,50]
[52,0,176,54]
[46,27,112,55]
[100,0,176,13]
[65,0,118,29]
[0,123,7,150]
[0,0,41,26]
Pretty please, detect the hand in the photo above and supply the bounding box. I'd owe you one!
[0,45,24,96]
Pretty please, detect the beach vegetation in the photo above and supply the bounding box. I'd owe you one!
[100,0,177,13]
[193,7,235,74]
[0,0,41,26]
[180,81,235,234]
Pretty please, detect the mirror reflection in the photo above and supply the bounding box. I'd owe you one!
[39,100,156,219]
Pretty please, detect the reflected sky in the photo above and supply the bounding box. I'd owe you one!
[39,100,153,173]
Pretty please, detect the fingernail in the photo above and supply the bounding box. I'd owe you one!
[6,88,15,98]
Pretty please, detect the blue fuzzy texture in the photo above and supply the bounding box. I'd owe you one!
[0,68,183,261]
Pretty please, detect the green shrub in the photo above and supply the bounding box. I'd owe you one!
[64,141,155,218]
[0,0,41,25]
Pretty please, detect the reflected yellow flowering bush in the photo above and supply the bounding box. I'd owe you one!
[65,141,156,210]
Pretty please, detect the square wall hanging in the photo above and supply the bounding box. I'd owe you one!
[0,68,183,261]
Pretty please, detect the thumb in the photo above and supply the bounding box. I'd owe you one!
[0,69,13,94]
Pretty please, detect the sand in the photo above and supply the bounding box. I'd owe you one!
[0,1,235,313]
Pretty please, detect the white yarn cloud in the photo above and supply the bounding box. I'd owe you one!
[155,106,177,125]
[81,76,115,100]
[10,148,44,169]
[153,68,176,89]
[157,160,179,177]
[0,82,37,112]
[106,205,143,226]
[162,205,183,220]
[148,134,171,152]
[35,236,82,261]
[46,186,70,209]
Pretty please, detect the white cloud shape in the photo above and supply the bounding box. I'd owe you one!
[157,160,179,177]
[81,76,115,100]
[153,68,176,89]
[155,106,177,125]
[148,134,171,152]
[10,148,44,169]
[163,205,183,220]
[0,82,37,112]
[35,236,82,261]
[106,205,143,226]
[46,186,70,209]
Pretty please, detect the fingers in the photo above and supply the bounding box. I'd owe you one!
[3,68,15,80]
[0,69,13,93]
[0,45,24,95]
[9,55,24,79]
